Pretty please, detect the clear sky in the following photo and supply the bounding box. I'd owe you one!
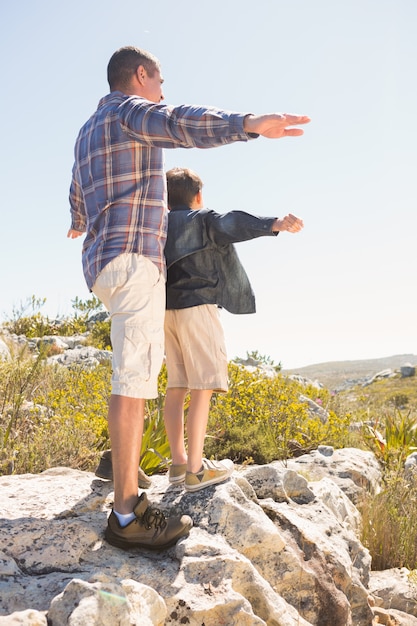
[1,0,416,369]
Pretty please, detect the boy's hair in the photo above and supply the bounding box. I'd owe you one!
[107,46,160,91]
[166,168,203,207]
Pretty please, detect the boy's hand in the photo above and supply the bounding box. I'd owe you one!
[273,214,304,233]
[244,113,311,138]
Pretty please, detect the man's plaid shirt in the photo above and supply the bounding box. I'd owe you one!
[69,91,254,290]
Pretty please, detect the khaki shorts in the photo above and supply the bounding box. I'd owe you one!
[92,254,165,399]
[164,304,228,392]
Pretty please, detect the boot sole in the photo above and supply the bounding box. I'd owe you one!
[104,526,191,551]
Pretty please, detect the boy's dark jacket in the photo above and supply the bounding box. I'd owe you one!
[165,205,278,314]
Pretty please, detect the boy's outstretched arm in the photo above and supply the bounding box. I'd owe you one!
[244,113,311,138]
[272,214,304,233]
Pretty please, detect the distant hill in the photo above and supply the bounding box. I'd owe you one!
[282,354,417,389]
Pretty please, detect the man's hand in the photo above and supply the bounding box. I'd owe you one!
[244,113,311,138]
[67,228,84,239]
[273,214,304,233]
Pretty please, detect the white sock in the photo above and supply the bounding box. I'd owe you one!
[114,510,136,527]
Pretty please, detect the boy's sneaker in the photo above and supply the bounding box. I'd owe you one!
[184,459,234,492]
[95,449,151,489]
[168,463,187,484]
[105,492,193,551]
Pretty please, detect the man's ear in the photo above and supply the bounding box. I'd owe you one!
[135,65,146,85]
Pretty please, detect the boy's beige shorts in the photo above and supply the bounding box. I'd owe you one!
[164,304,228,393]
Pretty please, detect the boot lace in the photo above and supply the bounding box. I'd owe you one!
[140,505,167,531]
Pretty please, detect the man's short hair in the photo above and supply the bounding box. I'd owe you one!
[166,168,203,207]
[107,46,160,91]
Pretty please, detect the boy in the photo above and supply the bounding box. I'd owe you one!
[164,167,304,492]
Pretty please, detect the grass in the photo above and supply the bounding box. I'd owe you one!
[336,373,417,570]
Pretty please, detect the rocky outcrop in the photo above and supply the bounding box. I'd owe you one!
[0,331,112,369]
[0,338,10,360]
[1,448,416,626]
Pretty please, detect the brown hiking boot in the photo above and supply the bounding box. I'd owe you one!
[105,493,193,550]
[95,449,151,489]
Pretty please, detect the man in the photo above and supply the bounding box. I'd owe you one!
[68,45,310,550]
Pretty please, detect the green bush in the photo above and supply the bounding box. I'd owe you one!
[204,363,353,464]
[89,319,112,350]
[3,294,107,341]
[0,357,111,474]
[0,341,172,476]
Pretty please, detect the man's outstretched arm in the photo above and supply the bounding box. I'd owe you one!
[244,113,311,138]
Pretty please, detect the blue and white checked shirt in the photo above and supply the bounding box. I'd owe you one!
[69,91,255,290]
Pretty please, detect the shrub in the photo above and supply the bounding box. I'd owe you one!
[3,294,106,341]
[204,363,353,463]
[0,342,172,476]
[0,344,47,454]
[140,365,171,475]
[362,408,417,471]
[89,319,112,350]
[360,468,417,570]
[2,360,111,474]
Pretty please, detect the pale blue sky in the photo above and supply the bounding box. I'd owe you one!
[1,0,416,368]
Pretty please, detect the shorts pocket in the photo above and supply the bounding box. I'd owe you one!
[119,325,151,383]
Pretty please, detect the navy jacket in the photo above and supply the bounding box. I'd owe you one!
[165,205,278,314]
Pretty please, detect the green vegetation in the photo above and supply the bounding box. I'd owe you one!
[3,294,111,348]
[205,362,353,464]
[1,297,417,571]
[337,377,417,570]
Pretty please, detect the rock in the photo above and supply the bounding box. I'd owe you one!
[0,609,47,625]
[0,457,411,626]
[401,364,415,378]
[317,444,334,456]
[404,452,417,477]
[299,394,329,423]
[87,311,110,328]
[46,345,112,368]
[48,577,166,626]
[283,447,382,504]
[0,468,310,625]
[369,568,417,617]
[238,464,315,504]
[1,329,110,370]
[287,374,324,389]
[363,369,396,386]
[372,605,417,625]
[0,337,11,360]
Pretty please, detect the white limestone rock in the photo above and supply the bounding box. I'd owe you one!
[0,456,408,626]
[48,577,166,626]
[283,446,382,503]
[0,609,47,625]
[369,568,417,617]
